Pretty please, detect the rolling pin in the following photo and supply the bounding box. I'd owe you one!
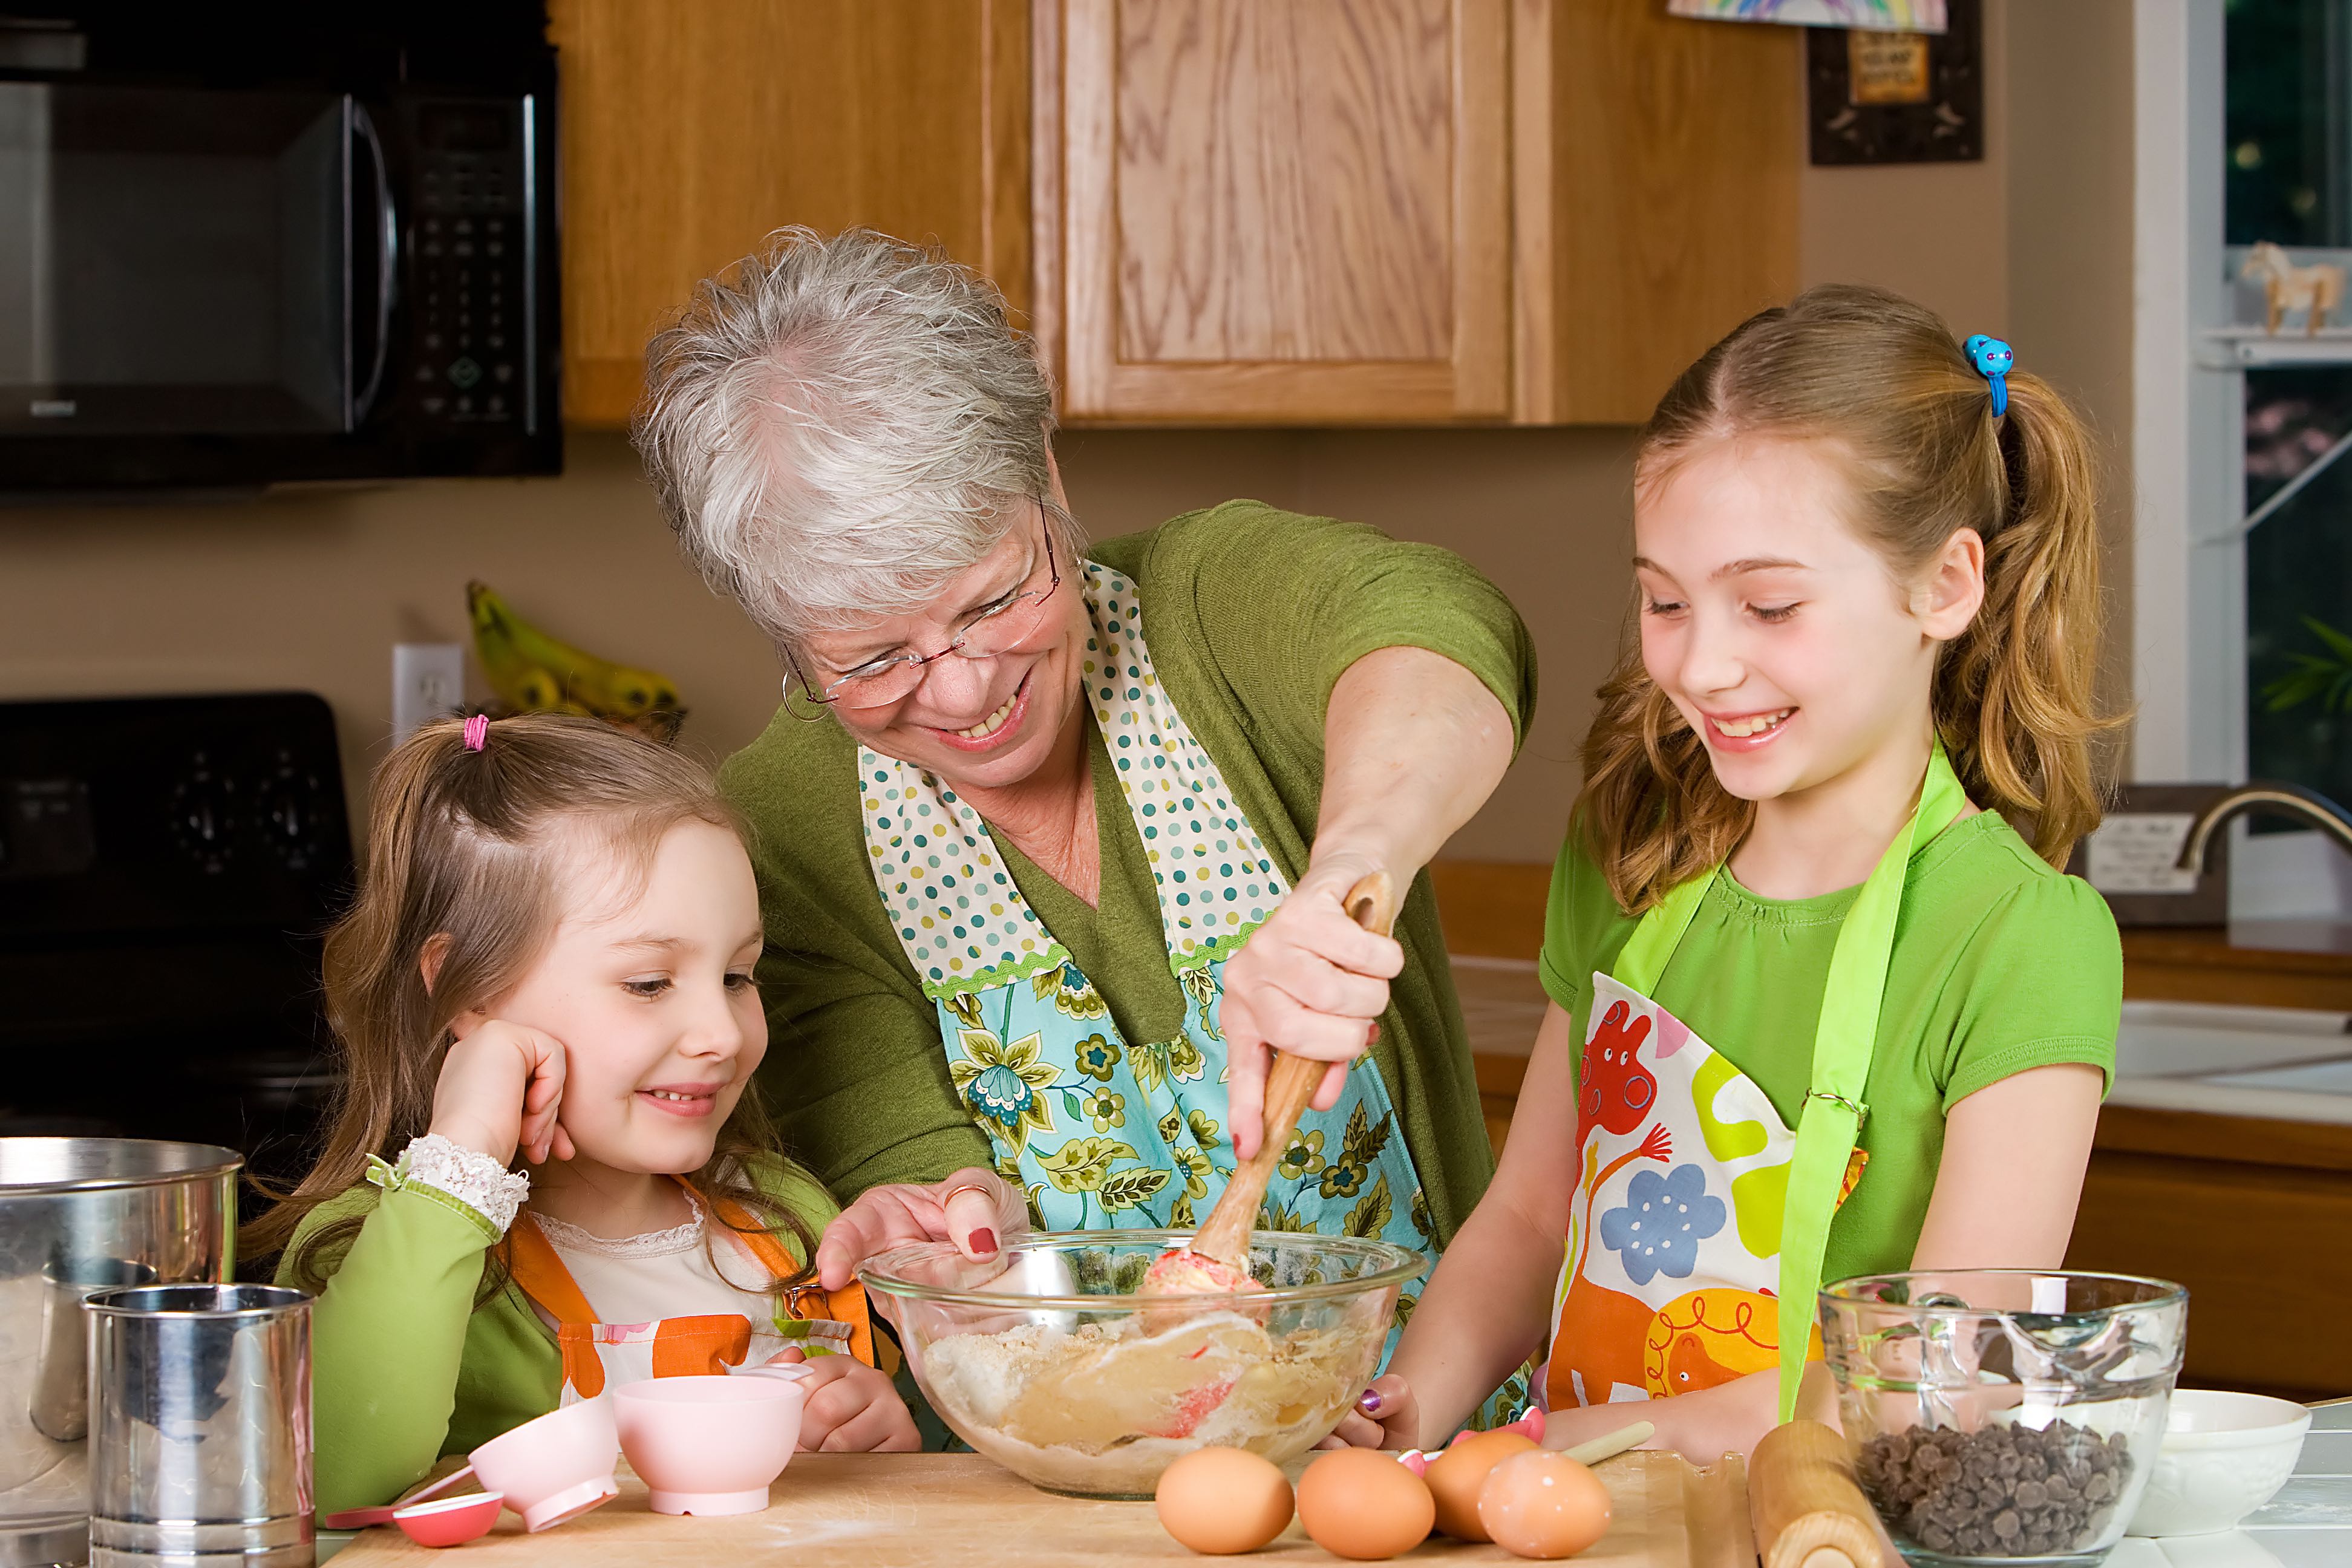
[1140,870,1397,1293]
[1748,1420,1890,1568]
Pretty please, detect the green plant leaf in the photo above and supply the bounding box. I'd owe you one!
[2307,615,2352,662]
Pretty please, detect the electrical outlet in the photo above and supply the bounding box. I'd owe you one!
[393,643,465,745]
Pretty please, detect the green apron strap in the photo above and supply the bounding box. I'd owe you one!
[1772,743,1967,1420]
[1609,866,1719,995]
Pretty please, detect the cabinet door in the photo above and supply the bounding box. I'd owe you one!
[1047,0,1511,423]
[1512,0,1799,424]
[550,1,1031,428]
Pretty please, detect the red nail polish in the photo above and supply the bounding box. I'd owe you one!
[971,1228,999,1255]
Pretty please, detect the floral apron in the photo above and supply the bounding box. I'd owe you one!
[507,1181,877,1403]
[858,563,1436,1308]
[1543,747,1965,1421]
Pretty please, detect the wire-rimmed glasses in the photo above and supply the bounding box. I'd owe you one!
[780,511,1064,716]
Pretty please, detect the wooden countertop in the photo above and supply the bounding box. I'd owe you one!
[325,1451,1756,1568]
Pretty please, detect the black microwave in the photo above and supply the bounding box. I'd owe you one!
[0,4,561,494]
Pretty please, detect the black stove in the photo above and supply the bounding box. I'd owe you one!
[0,693,351,1197]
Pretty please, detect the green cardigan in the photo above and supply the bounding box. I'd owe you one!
[719,500,1538,1246]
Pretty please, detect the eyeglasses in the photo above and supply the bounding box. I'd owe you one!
[782,512,1064,714]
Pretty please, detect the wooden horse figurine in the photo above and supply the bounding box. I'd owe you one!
[2244,240,2347,335]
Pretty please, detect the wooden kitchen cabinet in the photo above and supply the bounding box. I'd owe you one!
[553,0,1797,429]
[1511,0,1801,423]
[1033,0,1798,424]
[1039,0,1511,422]
[2066,1104,2352,1402]
[549,0,1033,427]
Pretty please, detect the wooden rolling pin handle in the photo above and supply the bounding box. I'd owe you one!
[1748,1421,1887,1568]
[1178,871,1399,1270]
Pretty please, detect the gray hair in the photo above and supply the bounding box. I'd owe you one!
[632,227,1074,647]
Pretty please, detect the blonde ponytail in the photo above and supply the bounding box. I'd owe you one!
[1579,284,2121,915]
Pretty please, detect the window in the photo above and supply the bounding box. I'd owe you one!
[2137,0,2352,912]
[2230,4,2352,812]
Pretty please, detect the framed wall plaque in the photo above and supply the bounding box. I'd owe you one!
[1807,0,1982,165]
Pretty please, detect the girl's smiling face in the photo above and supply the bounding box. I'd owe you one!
[455,817,767,1177]
[1633,436,1982,806]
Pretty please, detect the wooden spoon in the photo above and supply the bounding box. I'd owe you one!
[1141,869,1399,1294]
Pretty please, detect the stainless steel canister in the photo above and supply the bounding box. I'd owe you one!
[0,1140,238,1568]
[85,1285,312,1568]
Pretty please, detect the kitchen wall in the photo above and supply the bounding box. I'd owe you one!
[0,0,2135,864]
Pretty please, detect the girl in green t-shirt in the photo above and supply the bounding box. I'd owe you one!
[1334,286,2121,1463]
[248,714,914,1516]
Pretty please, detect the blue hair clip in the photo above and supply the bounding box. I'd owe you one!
[1962,333,2013,418]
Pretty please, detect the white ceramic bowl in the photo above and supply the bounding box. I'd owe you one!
[2125,1389,2310,1537]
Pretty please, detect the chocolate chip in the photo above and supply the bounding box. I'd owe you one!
[1857,1421,2134,1560]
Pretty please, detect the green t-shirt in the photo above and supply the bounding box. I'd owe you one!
[720,500,1538,1246]
[1538,810,2121,1287]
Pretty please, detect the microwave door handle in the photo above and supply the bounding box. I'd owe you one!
[351,103,399,425]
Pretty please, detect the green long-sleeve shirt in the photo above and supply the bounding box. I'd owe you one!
[720,500,1538,1246]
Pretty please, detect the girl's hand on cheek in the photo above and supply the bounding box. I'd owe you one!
[769,1350,919,1452]
[429,1021,575,1166]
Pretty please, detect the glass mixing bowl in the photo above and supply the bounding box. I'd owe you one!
[858,1230,1422,1497]
[1821,1270,2188,1568]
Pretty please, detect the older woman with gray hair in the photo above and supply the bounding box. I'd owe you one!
[635,228,1534,1326]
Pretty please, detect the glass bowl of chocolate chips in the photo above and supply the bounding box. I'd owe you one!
[1821,1270,2188,1567]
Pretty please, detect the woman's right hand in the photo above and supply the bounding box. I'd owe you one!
[1319,1373,1419,1451]
[428,1020,573,1166]
[812,1168,1026,1292]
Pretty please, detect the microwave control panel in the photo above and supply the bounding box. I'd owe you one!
[403,99,536,431]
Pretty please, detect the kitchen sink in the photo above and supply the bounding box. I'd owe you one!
[2107,999,2352,1123]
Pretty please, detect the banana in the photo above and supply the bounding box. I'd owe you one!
[467,581,685,725]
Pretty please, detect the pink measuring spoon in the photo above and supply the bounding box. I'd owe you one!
[321,1466,478,1530]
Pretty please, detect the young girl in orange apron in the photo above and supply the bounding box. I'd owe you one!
[505,1179,876,1401]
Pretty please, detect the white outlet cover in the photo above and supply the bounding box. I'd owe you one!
[393,643,466,745]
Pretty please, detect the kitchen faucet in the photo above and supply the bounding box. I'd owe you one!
[2174,780,2352,872]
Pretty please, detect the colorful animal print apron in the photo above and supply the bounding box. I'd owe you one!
[1543,746,1965,1420]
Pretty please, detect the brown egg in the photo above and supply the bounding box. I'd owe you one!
[1154,1447,1295,1555]
[1477,1450,1613,1560]
[1425,1430,1540,1541]
[1296,1449,1436,1561]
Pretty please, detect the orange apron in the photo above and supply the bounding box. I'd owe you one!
[505,1183,876,1402]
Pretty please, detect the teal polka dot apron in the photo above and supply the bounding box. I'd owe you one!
[857,563,1442,1324]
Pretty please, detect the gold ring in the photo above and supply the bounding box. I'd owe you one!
[940,1181,995,1209]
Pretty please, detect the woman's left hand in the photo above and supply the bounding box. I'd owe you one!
[1220,851,1403,1160]
[812,1169,1027,1292]
[766,1348,922,1452]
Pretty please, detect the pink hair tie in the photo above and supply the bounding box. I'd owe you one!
[463,714,490,753]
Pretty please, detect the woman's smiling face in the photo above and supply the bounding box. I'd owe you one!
[1633,435,1970,806]
[795,505,1092,794]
